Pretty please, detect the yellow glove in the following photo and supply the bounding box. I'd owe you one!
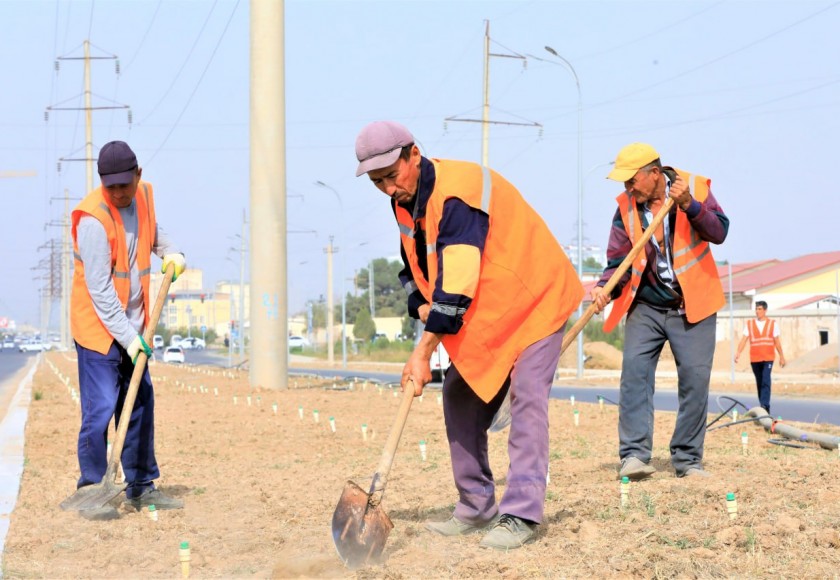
[162,253,186,282]
[127,335,153,365]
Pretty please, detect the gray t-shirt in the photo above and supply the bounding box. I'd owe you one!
[77,200,179,349]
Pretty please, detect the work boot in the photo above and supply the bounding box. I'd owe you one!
[126,488,184,510]
[479,514,537,550]
[425,514,499,536]
[678,466,711,478]
[619,457,656,481]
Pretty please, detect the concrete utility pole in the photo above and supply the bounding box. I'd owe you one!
[445,20,539,167]
[369,260,375,317]
[325,236,336,365]
[250,0,287,389]
[238,209,247,361]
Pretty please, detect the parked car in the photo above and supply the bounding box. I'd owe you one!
[169,334,183,347]
[180,337,206,350]
[430,342,451,382]
[288,336,310,349]
[19,340,51,353]
[2,338,15,350]
[153,335,165,350]
[162,346,185,364]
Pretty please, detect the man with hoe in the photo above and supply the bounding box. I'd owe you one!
[354,120,583,550]
[591,143,729,480]
[70,140,186,517]
[735,301,786,414]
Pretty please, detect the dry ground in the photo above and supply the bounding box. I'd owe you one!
[3,352,840,578]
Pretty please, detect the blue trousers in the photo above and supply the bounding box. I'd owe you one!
[619,303,716,476]
[75,341,159,499]
[750,361,773,414]
[443,327,565,526]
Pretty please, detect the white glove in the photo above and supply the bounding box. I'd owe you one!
[162,253,186,282]
[127,335,153,364]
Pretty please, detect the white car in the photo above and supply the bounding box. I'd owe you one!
[180,337,206,350]
[430,342,451,382]
[162,346,185,363]
[19,340,51,353]
[153,335,165,350]
[2,339,15,350]
[288,336,310,349]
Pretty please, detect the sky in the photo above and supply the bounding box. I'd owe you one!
[1,0,839,327]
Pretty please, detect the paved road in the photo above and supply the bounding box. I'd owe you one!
[153,349,840,426]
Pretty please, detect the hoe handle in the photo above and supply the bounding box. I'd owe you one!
[368,380,415,505]
[106,264,175,481]
[560,196,675,356]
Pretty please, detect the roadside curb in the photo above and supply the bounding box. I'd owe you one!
[0,357,37,577]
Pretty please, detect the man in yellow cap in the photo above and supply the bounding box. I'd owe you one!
[591,143,728,480]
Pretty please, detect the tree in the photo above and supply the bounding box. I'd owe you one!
[583,256,603,271]
[353,308,376,341]
[401,315,417,341]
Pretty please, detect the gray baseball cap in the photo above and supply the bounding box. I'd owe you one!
[355,121,414,177]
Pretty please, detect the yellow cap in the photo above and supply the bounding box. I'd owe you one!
[606,143,660,182]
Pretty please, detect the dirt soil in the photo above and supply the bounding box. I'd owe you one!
[4,352,840,578]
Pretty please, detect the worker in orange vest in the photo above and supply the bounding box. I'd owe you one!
[355,121,583,550]
[70,141,186,519]
[735,301,786,414]
[591,143,728,481]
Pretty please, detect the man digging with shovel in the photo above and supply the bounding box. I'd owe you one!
[355,121,583,550]
[68,141,186,519]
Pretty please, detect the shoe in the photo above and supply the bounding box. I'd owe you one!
[125,488,184,510]
[678,466,711,478]
[79,506,120,521]
[619,457,656,481]
[479,514,537,550]
[425,514,499,536]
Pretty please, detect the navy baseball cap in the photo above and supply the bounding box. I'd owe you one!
[98,141,138,187]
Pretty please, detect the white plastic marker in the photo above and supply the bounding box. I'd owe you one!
[233,395,238,406]
[272,402,278,415]
[741,431,748,455]
[247,395,252,407]
[329,416,336,433]
[179,541,190,578]
[298,405,304,420]
[313,409,320,423]
[361,423,368,441]
[419,440,427,461]
[573,409,580,427]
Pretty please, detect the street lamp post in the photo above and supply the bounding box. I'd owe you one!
[535,46,584,378]
[315,180,347,369]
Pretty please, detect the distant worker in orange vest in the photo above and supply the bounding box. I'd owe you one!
[355,121,583,550]
[591,143,729,481]
[71,141,186,519]
[735,301,785,415]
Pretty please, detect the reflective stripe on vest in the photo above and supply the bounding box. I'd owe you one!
[604,168,724,332]
[71,182,157,354]
[748,319,776,362]
[397,158,583,402]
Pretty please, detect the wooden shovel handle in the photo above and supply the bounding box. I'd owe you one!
[560,196,675,356]
[104,264,175,482]
[368,380,415,504]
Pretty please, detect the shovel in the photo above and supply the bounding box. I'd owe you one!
[331,379,415,569]
[490,196,676,432]
[60,264,175,512]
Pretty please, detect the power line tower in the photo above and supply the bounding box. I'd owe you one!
[444,20,542,167]
[45,40,130,348]
[46,40,131,192]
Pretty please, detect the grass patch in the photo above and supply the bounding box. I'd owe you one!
[33,391,43,401]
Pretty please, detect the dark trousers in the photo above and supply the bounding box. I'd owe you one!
[75,341,159,499]
[750,361,773,414]
[619,303,716,476]
[443,327,565,526]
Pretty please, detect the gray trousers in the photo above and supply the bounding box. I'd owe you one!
[619,302,716,475]
[443,327,564,526]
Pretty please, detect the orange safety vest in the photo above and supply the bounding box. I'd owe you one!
[604,168,724,332]
[397,159,583,402]
[748,318,776,362]
[71,182,156,354]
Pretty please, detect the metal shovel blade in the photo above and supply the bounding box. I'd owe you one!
[59,479,127,512]
[331,480,393,569]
